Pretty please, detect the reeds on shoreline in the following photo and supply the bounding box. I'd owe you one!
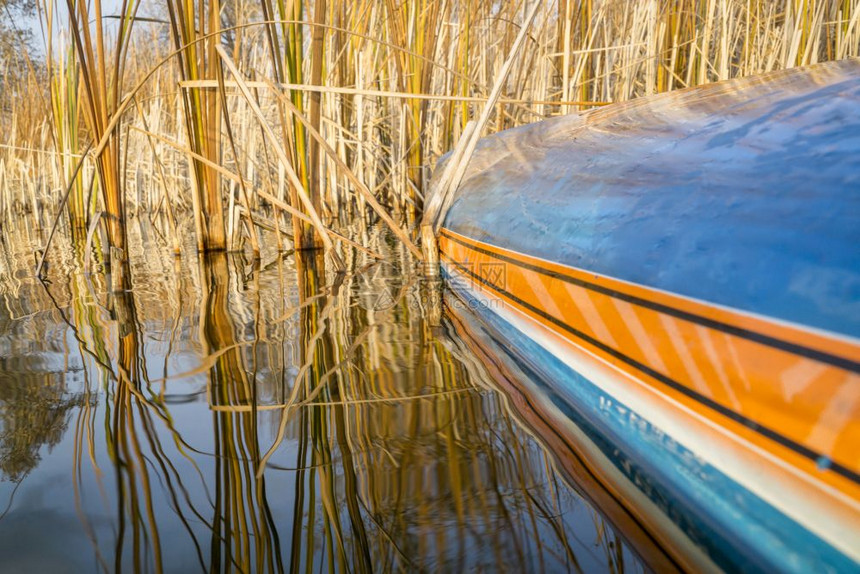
[1,3,856,567]
[1,0,857,268]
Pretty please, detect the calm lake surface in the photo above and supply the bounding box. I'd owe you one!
[0,221,647,573]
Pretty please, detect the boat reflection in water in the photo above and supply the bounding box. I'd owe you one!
[0,222,650,572]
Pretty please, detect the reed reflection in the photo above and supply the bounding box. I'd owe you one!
[0,226,646,573]
[200,252,283,573]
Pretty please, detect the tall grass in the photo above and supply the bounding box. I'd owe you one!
[258,0,317,249]
[48,43,86,231]
[2,0,858,266]
[57,0,141,288]
[165,0,228,252]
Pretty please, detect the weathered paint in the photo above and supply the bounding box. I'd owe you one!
[438,60,860,572]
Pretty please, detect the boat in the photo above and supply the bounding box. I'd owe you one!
[436,59,860,573]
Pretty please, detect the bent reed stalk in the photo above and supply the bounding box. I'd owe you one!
[2,0,858,272]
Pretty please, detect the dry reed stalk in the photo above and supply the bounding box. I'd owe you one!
[179,78,608,106]
[132,98,180,254]
[216,45,345,270]
[258,78,423,258]
[257,2,317,250]
[383,0,446,212]
[2,1,857,271]
[258,189,384,259]
[57,0,141,289]
[165,0,227,252]
[307,0,327,248]
[422,0,542,273]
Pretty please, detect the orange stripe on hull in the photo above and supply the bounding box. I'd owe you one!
[439,228,860,504]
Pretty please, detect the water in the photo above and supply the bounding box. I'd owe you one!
[0,221,647,573]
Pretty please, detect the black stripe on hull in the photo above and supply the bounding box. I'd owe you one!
[440,229,860,374]
[441,252,860,487]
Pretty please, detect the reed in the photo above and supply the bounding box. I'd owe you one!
[1,1,857,266]
[165,0,228,252]
[48,42,86,232]
[55,0,141,288]
[257,0,318,249]
[383,0,445,213]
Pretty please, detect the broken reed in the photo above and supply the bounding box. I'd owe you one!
[5,0,859,267]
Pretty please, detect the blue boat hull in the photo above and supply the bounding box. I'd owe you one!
[437,60,860,572]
